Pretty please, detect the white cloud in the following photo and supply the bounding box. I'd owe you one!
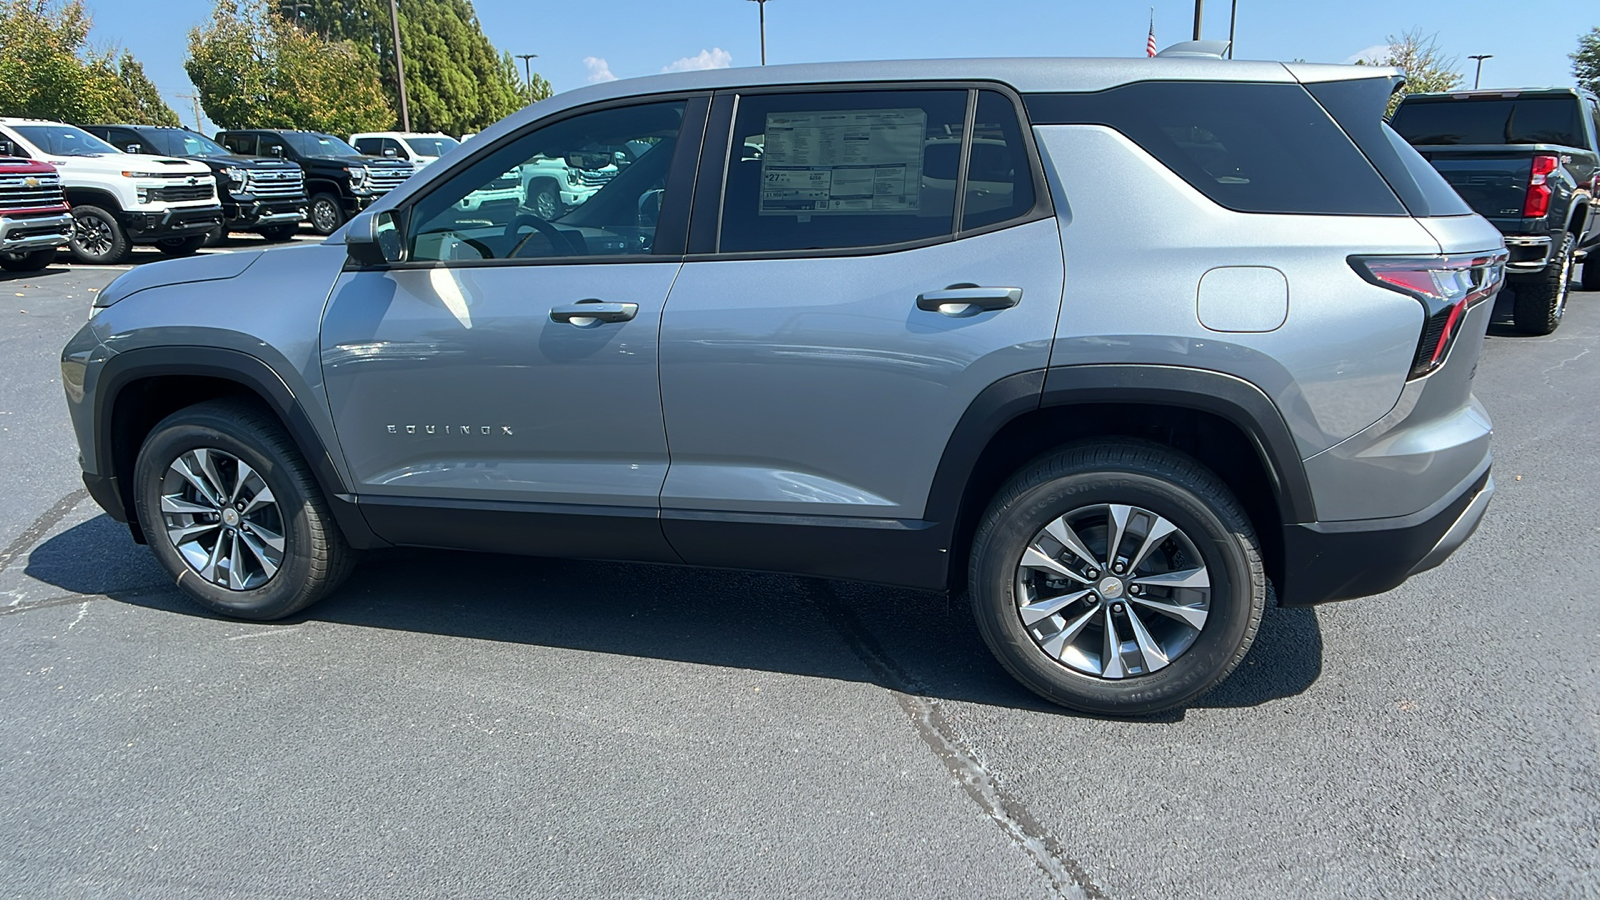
[583,56,616,83]
[1344,44,1390,65]
[663,48,733,73]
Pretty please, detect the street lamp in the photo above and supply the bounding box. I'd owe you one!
[1468,54,1492,89]
[514,53,539,88]
[746,0,771,66]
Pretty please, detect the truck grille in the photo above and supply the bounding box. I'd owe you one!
[152,183,216,203]
[577,169,616,188]
[245,168,304,199]
[0,173,65,212]
[366,165,414,194]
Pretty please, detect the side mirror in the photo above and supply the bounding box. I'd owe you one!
[346,208,405,266]
[0,140,14,157]
[269,146,284,158]
[382,147,397,157]
[126,143,142,154]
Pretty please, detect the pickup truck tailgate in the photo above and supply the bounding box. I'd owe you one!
[1413,150,1530,219]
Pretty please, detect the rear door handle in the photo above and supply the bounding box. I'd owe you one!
[550,299,638,326]
[915,285,1023,317]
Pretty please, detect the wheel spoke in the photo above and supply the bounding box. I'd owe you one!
[161,495,215,516]
[167,521,220,545]
[1101,605,1127,679]
[194,449,230,506]
[238,531,282,579]
[1123,605,1171,673]
[231,460,257,505]
[1020,546,1091,583]
[1043,516,1099,569]
[199,530,225,584]
[1106,504,1133,566]
[1131,566,1210,591]
[1128,515,1179,573]
[242,484,276,516]
[1019,588,1093,626]
[1128,595,1209,630]
[1040,605,1099,659]
[171,455,223,507]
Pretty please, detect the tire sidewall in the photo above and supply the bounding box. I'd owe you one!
[133,418,317,620]
[0,248,55,272]
[972,468,1258,715]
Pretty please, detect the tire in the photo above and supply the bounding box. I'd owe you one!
[258,223,299,243]
[308,193,344,236]
[968,441,1266,716]
[0,248,57,272]
[68,204,131,265]
[156,234,207,258]
[1511,233,1574,335]
[201,226,227,248]
[132,399,354,620]
[527,181,561,220]
[1582,255,1600,293]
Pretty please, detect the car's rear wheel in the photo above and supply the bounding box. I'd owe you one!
[969,441,1265,716]
[156,235,207,258]
[1511,233,1573,335]
[68,205,131,265]
[133,399,354,620]
[309,193,344,235]
[0,248,57,272]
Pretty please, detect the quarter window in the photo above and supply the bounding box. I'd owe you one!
[405,100,688,262]
[963,91,1037,231]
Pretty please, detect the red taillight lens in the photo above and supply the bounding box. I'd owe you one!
[1351,251,1510,380]
[1523,154,1559,218]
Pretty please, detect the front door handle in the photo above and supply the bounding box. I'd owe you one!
[915,285,1023,317]
[550,299,638,326]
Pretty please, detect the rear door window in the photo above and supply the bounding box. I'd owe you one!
[353,137,381,155]
[1391,96,1586,147]
[220,133,256,155]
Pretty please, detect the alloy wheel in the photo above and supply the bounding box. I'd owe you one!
[312,199,339,233]
[1015,503,1211,679]
[159,447,285,591]
[532,189,559,220]
[73,213,113,256]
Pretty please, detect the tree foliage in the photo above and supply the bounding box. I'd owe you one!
[0,0,180,125]
[186,0,393,134]
[1356,29,1463,110]
[1574,27,1600,94]
[284,0,549,136]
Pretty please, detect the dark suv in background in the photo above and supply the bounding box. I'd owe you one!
[86,125,307,244]
[214,129,415,235]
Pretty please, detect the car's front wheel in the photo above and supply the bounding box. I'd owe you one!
[68,205,131,265]
[308,193,344,235]
[969,441,1265,716]
[257,223,299,243]
[133,399,354,620]
[155,235,207,258]
[0,248,57,272]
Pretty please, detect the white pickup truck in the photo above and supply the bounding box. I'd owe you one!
[0,118,223,264]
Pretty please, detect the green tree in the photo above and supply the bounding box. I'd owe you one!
[186,0,393,134]
[1355,29,1463,111]
[1574,27,1600,94]
[286,0,548,135]
[0,0,179,125]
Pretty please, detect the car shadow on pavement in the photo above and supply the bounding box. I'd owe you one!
[25,513,1324,718]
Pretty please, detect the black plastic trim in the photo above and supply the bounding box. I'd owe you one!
[1280,469,1489,606]
[360,495,681,564]
[92,346,385,550]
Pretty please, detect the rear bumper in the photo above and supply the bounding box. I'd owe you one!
[1278,467,1493,607]
[0,211,72,253]
[1502,235,1552,272]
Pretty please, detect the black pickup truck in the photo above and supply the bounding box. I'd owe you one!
[214,130,416,236]
[85,125,307,244]
[1392,88,1600,333]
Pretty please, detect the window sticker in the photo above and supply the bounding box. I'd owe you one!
[758,108,927,215]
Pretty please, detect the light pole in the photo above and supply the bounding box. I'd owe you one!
[746,0,771,65]
[515,53,538,90]
[388,0,411,131]
[1226,0,1237,58]
[1192,0,1203,41]
[1468,54,1492,89]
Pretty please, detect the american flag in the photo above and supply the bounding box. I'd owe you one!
[1146,19,1158,57]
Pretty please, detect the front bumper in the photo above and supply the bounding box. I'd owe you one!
[1278,467,1494,606]
[125,205,224,240]
[223,196,307,228]
[0,211,73,253]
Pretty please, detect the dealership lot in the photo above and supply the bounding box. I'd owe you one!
[1,253,1596,898]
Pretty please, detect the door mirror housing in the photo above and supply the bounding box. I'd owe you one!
[346,208,405,266]
[126,143,142,154]
[383,147,398,157]
[268,145,285,158]
[0,140,14,157]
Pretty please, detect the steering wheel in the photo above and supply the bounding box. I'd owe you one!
[416,228,495,260]
[505,214,586,259]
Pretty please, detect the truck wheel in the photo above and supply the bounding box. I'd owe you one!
[68,205,131,265]
[258,223,299,243]
[0,249,57,272]
[132,399,354,621]
[1511,233,1574,335]
[156,235,207,258]
[968,441,1265,716]
[309,193,344,235]
[201,227,227,248]
[528,181,561,220]
[1582,255,1600,293]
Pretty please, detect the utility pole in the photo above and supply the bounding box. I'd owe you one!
[1192,0,1203,41]
[514,53,538,90]
[176,92,203,132]
[388,0,411,131]
[746,0,771,65]
[1468,54,1492,89]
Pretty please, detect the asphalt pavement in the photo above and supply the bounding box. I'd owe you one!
[1,241,1596,898]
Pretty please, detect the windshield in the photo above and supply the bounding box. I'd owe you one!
[172,132,232,157]
[405,136,458,157]
[282,132,361,156]
[13,124,119,157]
[1391,96,1586,147]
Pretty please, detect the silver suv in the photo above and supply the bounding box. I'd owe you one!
[61,55,1504,715]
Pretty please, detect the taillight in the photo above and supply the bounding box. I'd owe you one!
[1350,251,1509,380]
[1523,154,1559,218]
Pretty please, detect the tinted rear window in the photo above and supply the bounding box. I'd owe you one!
[1025,82,1405,216]
[1307,78,1471,218]
[1390,96,1586,147]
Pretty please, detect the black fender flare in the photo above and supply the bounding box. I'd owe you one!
[93,345,384,548]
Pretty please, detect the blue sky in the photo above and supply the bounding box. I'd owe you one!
[86,0,1597,133]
